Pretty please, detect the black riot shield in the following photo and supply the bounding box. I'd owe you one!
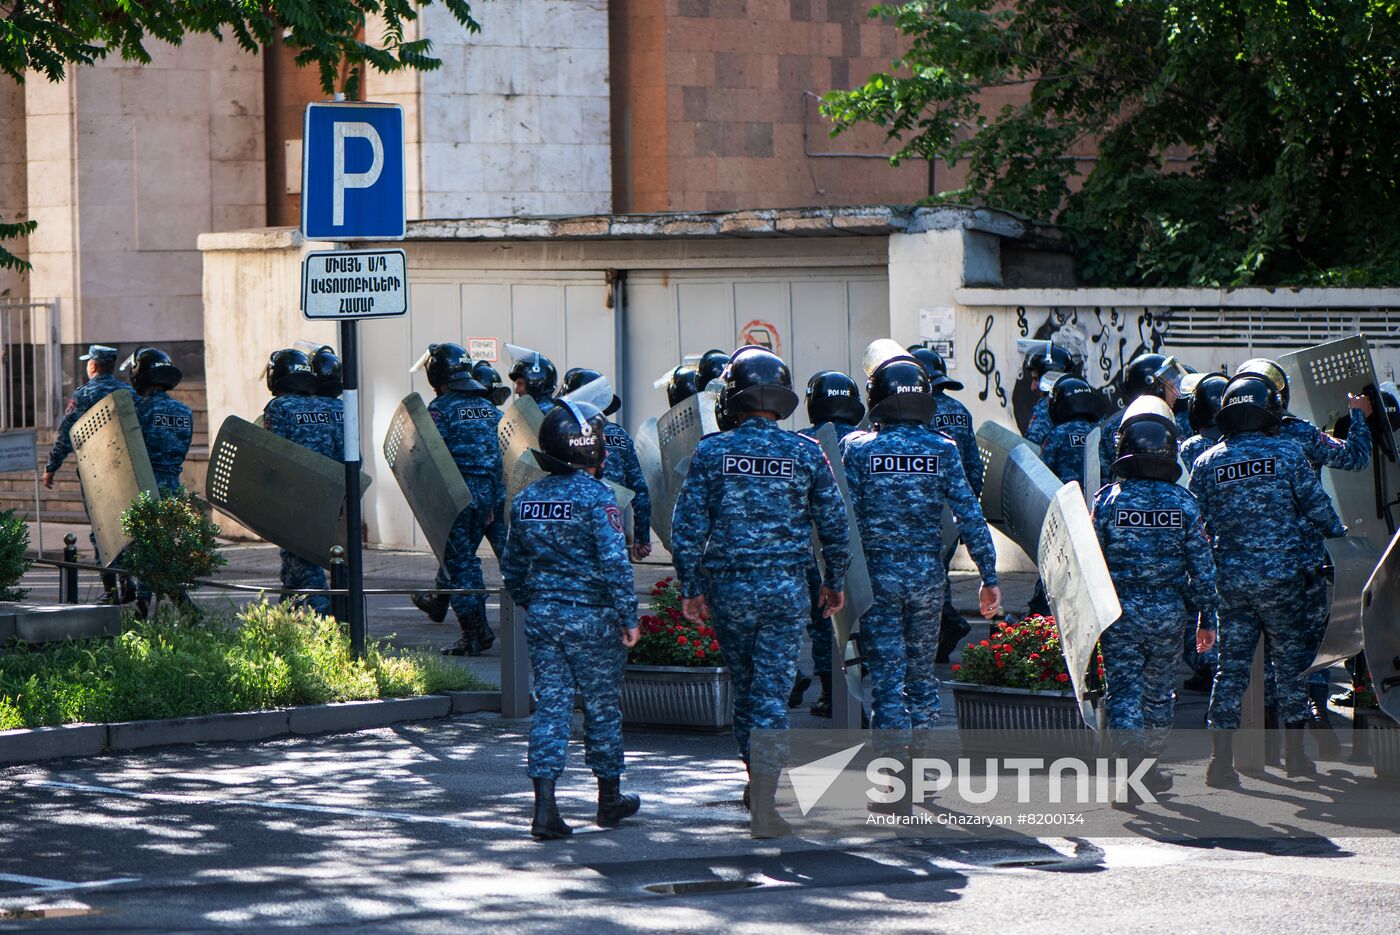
[207,416,370,569]
[1279,335,1400,670]
[70,392,159,565]
[383,394,473,567]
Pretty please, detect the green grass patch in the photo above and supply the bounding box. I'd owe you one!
[0,601,493,729]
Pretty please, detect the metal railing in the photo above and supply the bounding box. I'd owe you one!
[0,299,60,432]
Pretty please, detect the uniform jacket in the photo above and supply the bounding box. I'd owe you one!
[601,421,651,545]
[1091,478,1218,614]
[262,393,344,460]
[1280,410,1371,473]
[501,469,637,616]
[1180,428,1222,475]
[842,422,998,584]
[932,393,984,497]
[1187,432,1345,582]
[1026,397,1052,446]
[45,374,138,474]
[429,389,503,485]
[136,390,193,491]
[1041,418,1096,488]
[670,416,850,599]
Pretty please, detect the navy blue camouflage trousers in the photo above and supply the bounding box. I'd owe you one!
[1208,574,1312,728]
[526,601,627,780]
[1102,586,1186,754]
[861,550,944,733]
[434,476,497,626]
[708,568,806,769]
[280,549,331,616]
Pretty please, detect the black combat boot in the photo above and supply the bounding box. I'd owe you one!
[935,615,971,664]
[98,571,121,605]
[1284,721,1319,779]
[788,672,812,708]
[440,630,475,656]
[467,608,496,654]
[411,591,449,623]
[748,770,792,839]
[530,778,572,840]
[1307,682,1342,761]
[1263,705,1282,768]
[595,777,641,827]
[810,673,833,718]
[1182,664,1215,693]
[1205,730,1240,788]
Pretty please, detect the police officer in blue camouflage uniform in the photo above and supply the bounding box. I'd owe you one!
[1092,397,1218,799]
[509,348,559,415]
[122,348,193,496]
[501,395,641,841]
[790,370,865,716]
[310,345,343,398]
[906,346,988,662]
[559,368,653,561]
[1023,342,1079,446]
[1098,353,1185,484]
[1234,357,1372,755]
[262,348,344,616]
[43,344,140,602]
[1190,374,1346,785]
[671,348,851,836]
[843,356,1001,744]
[1040,376,1101,489]
[407,344,505,656]
[466,359,512,561]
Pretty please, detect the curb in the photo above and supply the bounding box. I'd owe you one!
[0,691,504,765]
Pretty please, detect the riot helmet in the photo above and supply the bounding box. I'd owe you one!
[1021,340,1081,380]
[1216,373,1284,436]
[537,400,607,471]
[266,348,317,396]
[1122,352,1185,404]
[471,360,510,405]
[1187,373,1229,433]
[907,345,964,392]
[1112,397,1182,482]
[696,349,730,391]
[310,345,343,397]
[560,368,621,416]
[122,347,182,394]
[416,342,483,393]
[866,356,936,424]
[1049,376,1101,425]
[1234,358,1290,409]
[714,381,739,431]
[665,364,701,408]
[1380,381,1400,432]
[723,348,799,419]
[805,371,865,426]
[506,344,558,400]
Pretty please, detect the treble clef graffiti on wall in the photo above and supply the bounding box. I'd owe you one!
[1016,306,1028,338]
[974,314,1007,407]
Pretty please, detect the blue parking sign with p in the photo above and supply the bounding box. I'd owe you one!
[301,102,406,241]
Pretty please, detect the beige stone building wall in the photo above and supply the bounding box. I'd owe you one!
[0,79,27,302]
[23,35,265,362]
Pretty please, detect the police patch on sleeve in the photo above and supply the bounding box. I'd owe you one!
[1214,458,1277,484]
[869,454,940,474]
[520,501,573,522]
[1114,508,1183,529]
[722,454,796,478]
[605,504,623,533]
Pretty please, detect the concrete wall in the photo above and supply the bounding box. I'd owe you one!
[0,78,27,302]
[25,35,265,356]
[368,0,612,220]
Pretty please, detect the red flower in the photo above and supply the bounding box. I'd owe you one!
[1056,673,1069,683]
[951,664,962,672]
[979,640,990,647]
[696,648,706,658]
[1029,652,1040,661]
[709,640,720,651]
[677,636,688,645]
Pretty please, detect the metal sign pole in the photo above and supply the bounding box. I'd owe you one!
[340,316,367,658]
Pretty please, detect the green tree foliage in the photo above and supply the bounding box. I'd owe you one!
[0,0,477,270]
[821,1,1400,286]
[0,508,32,602]
[119,488,226,609]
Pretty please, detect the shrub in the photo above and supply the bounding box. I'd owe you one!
[629,577,724,668]
[953,615,1103,693]
[0,600,490,728]
[0,508,30,601]
[120,488,226,607]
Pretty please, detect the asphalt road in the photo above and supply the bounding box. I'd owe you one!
[3,714,1399,934]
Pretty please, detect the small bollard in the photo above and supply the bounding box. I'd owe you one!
[60,533,78,604]
[329,546,348,623]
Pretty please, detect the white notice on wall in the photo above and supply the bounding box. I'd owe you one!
[919,306,957,369]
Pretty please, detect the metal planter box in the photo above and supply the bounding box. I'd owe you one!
[951,682,1098,758]
[1362,708,1400,779]
[621,664,732,732]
